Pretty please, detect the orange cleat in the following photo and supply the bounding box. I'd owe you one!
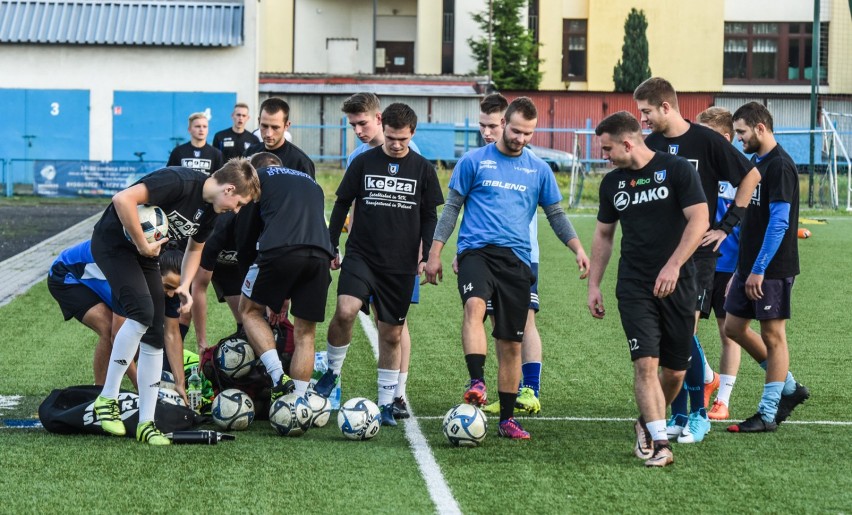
[704,372,720,408]
[708,399,729,420]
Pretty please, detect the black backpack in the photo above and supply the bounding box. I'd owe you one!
[38,385,205,437]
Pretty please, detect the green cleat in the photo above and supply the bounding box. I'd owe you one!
[481,400,501,415]
[515,387,541,415]
[93,396,126,436]
[136,421,171,446]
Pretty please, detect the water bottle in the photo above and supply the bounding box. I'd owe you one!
[312,351,341,410]
[187,365,202,412]
[330,378,342,410]
[169,430,235,445]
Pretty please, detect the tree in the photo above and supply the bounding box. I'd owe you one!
[468,0,542,90]
[612,8,652,92]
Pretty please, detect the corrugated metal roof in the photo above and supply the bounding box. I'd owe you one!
[0,0,243,46]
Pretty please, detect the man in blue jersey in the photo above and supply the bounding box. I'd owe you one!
[425,97,589,439]
[48,241,186,400]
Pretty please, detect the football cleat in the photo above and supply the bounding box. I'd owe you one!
[481,400,501,415]
[379,404,397,427]
[634,418,653,459]
[391,397,411,420]
[727,412,778,433]
[775,382,810,424]
[677,411,711,444]
[312,369,340,399]
[271,374,295,403]
[708,399,729,420]
[666,414,687,440]
[644,443,674,467]
[497,418,530,439]
[704,372,720,408]
[93,396,126,436]
[514,387,541,414]
[463,379,487,407]
[136,421,170,446]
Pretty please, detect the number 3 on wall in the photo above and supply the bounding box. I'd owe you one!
[50,102,60,116]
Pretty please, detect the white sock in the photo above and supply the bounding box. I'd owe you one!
[646,419,668,443]
[327,342,350,375]
[293,379,309,398]
[704,359,715,384]
[394,372,409,400]
[377,368,399,407]
[260,349,283,384]
[101,319,147,399]
[717,374,737,406]
[137,343,163,423]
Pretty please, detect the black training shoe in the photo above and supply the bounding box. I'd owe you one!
[391,397,410,420]
[271,374,295,402]
[727,412,778,433]
[775,382,810,424]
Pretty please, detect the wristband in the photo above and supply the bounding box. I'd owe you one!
[715,205,746,235]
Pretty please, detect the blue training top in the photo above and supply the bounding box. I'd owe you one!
[347,140,421,168]
[49,240,113,307]
[449,143,561,266]
[715,181,740,273]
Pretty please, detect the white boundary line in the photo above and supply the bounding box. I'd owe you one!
[412,415,852,426]
[356,312,462,515]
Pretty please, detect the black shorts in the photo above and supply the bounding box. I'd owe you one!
[47,274,106,322]
[241,247,331,323]
[486,262,539,314]
[211,264,243,302]
[337,254,415,326]
[723,272,794,320]
[694,255,717,318]
[710,271,733,319]
[457,246,533,343]
[90,235,165,349]
[616,276,696,371]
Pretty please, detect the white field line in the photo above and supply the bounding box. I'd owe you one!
[357,312,462,515]
[0,395,22,413]
[413,415,852,426]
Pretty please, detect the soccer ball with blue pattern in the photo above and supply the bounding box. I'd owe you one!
[337,397,381,441]
[269,393,312,437]
[443,403,487,447]
[212,388,255,431]
[215,337,255,379]
[124,205,169,244]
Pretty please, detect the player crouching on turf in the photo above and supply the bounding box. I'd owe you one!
[315,103,444,427]
[425,97,589,440]
[48,241,186,399]
[91,159,259,445]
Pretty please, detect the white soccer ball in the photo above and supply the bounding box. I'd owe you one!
[160,370,176,391]
[157,387,186,407]
[269,393,313,437]
[124,204,169,244]
[337,397,381,441]
[305,390,332,428]
[215,337,256,379]
[442,404,487,447]
[211,388,255,431]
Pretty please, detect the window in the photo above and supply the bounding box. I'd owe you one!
[441,0,454,74]
[562,19,587,82]
[723,22,828,84]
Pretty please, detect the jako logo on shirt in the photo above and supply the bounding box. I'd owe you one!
[482,180,526,191]
[364,175,416,194]
[613,187,669,211]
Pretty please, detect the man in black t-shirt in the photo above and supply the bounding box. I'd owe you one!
[89,160,259,445]
[244,98,315,179]
[724,102,809,433]
[167,113,225,176]
[588,111,708,467]
[237,151,334,409]
[213,103,261,160]
[634,77,761,443]
[315,103,444,427]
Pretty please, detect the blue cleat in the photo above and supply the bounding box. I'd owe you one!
[313,369,340,398]
[380,403,397,426]
[677,411,711,443]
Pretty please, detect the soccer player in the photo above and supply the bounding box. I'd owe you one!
[48,241,184,393]
[340,92,423,419]
[425,97,589,439]
[238,152,334,407]
[634,77,761,443]
[167,112,225,176]
[90,160,259,445]
[694,107,756,420]
[473,93,546,416]
[725,102,810,432]
[245,98,315,179]
[317,103,443,427]
[213,103,261,160]
[588,111,708,466]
